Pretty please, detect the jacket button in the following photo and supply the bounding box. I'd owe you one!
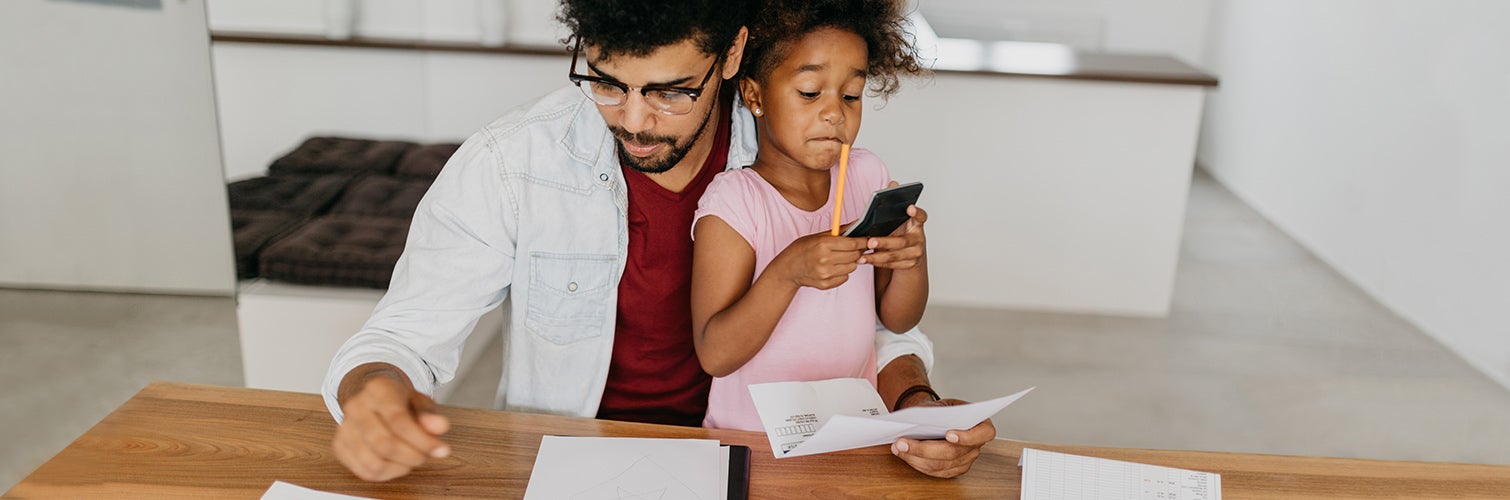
[567,282,578,292]
[599,173,609,182]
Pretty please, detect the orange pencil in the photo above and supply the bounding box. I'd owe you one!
[831,143,851,236]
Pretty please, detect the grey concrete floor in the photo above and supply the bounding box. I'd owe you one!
[0,289,243,492]
[4,171,1510,492]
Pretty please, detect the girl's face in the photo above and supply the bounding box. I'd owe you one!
[744,27,868,171]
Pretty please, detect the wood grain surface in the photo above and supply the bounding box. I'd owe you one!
[6,382,1509,499]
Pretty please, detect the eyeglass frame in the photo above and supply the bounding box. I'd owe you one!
[567,37,725,116]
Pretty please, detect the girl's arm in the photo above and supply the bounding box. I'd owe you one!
[692,216,869,377]
[873,205,929,333]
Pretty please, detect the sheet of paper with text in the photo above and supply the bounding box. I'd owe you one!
[1019,448,1221,500]
[748,378,888,456]
[749,378,1032,458]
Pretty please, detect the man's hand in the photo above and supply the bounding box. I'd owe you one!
[332,364,452,481]
[890,398,997,478]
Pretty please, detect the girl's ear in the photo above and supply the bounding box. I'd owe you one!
[740,77,764,118]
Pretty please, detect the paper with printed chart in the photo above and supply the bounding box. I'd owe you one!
[523,436,729,500]
[748,378,1033,458]
[1018,448,1221,500]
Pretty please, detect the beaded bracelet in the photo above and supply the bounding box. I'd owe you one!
[892,384,941,412]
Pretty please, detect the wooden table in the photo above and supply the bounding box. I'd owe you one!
[7,382,1510,499]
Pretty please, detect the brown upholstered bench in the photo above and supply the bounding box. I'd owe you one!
[257,214,410,288]
[231,137,462,288]
[268,136,416,176]
[329,175,434,220]
[227,174,355,216]
[230,210,304,279]
[394,143,461,179]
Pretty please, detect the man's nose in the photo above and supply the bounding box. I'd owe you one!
[618,92,657,135]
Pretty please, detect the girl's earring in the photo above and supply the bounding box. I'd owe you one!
[753,108,763,117]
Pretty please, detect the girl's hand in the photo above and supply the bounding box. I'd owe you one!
[776,232,869,290]
[863,204,927,270]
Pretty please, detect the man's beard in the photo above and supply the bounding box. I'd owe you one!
[610,103,716,174]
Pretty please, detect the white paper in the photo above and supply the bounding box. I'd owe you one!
[1018,448,1222,500]
[523,436,727,500]
[749,378,1032,458]
[747,378,890,456]
[261,481,373,500]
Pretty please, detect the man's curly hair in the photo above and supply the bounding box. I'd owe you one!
[742,0,926,98]
[558,0,752,60]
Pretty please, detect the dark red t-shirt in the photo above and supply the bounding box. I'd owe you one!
[596,99,731,426]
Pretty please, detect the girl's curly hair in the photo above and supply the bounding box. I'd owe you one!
[742,0,927,98]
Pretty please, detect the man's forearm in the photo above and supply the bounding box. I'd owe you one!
[877,354,937,410]
[337,362,412,407]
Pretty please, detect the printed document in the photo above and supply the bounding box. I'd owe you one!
[748,378,1032,458]
[1019,448,1221,500]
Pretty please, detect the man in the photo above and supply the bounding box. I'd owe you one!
[324,0,995,482]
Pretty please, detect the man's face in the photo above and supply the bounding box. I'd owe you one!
[583,40,724,174]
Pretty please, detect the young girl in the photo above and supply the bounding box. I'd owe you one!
[691,0,929,431]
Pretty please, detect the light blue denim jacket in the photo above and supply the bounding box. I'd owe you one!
[322,85,935,422]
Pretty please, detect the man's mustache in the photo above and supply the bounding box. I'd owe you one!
[608,127,677,147]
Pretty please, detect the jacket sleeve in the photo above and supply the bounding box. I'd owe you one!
[322,133,518,422]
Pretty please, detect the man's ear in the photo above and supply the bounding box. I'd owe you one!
[722,26,749,80]
[739,76,763,115]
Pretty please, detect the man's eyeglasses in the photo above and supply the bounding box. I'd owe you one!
[567,38,723,116]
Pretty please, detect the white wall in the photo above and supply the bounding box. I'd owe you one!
[918,0,1212,65]
[206,0,566,44]
[0,0,236,295]
[208,0,571,179]
[1199,0,1510,388]
[866,76,1207,315]
[213,46,569,180]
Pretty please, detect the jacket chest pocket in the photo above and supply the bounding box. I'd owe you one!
[526,252,616,345]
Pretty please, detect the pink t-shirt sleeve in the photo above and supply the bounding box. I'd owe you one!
[693,170,760,246]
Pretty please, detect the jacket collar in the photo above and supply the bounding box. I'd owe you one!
[726,91,758,169]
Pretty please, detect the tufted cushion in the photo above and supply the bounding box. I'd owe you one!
[230,210,304,279]
[329,175,434,219]
[394,143,461,179]
[258,215,410,288]
[227,174,354,216]
[268,137,416,176]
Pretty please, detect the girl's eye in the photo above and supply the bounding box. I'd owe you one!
[798,91,820,99]
[842,94,861,102]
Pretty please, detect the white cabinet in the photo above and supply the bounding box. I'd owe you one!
[237,280,503,402]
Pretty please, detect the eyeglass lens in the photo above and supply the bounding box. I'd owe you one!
[577,82,697,115]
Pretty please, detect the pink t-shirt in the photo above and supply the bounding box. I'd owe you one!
[693,148,891,431]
